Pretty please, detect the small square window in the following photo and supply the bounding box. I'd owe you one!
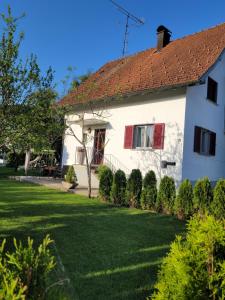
[194,126,216,156]
[134,125,154,148]
[207,77,218,103]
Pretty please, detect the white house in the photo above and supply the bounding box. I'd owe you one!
[60,24,225,186]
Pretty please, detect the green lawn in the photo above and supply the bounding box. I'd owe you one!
[0,173,185,299]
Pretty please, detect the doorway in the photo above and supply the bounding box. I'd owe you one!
[92,129,106,165]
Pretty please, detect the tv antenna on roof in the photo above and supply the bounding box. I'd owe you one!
[109,0,144,56]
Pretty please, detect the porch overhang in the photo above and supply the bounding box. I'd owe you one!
[71,118,108,127]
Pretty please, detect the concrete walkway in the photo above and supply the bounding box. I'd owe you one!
[9,176,99,197]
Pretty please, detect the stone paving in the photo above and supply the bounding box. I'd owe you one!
[9,176,99,197]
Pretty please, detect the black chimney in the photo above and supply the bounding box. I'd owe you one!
[157,25,171,51]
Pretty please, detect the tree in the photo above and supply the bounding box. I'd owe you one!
[0,7,66,174]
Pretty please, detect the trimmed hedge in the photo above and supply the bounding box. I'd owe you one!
[110,169,127,206]
[156,176,176,214]
[141,170,157,210]
[174,179,193,220]
[193,177,213,213]
[99,166,113,202]
[211,178,225,220]
[151,215,225,299]
[126,169,142,208]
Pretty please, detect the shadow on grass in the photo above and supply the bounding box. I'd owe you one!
[0,179,185,300]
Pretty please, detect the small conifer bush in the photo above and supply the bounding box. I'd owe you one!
[110,169,127,206]
[150,215,225,300]
[0,235,55,300]
[211,178,225,219]
[174,179,193,219]
[193,177,213,213]
[126,169,142,208]
[65,165,78,187]
[141,170,157,210]
[99,166,113,202]
[156,176,176,214]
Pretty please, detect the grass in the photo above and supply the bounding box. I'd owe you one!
[0,168,185,299]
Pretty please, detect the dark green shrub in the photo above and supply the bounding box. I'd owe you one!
[156,176,176,214]
[65,165,78,187]
[193,177,213,213]
[150,215,225,300]
[0,235,55,300]
[174,179,193,219]
[99,166,113,202]
[126,169,142,208]
[211,179,225,219]
[141,170,157,210]
[110,169,127,206]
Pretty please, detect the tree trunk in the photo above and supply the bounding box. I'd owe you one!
[84,144,92,198]
[24,149,31,176]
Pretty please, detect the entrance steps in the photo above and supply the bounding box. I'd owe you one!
[73,164,99,189]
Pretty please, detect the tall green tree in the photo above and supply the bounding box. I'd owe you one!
[0,7,66,174]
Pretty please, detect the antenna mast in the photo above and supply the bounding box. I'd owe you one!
[109,0,144,56]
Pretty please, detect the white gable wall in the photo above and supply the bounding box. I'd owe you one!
[183,52,225,182]
[62,90,187,184]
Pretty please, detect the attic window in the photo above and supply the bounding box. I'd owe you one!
[207,77,218,103]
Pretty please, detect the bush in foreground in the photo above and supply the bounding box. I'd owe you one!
[111,169,127,206]
[0,235,55,299]
[151,214,225,300]
[99,166,113,202]
[126,169,142,208]
[174,179,193,219]
[156,176,176,214]
[193,177,213,213]
[211,178,225,219]
[141,170,157,210]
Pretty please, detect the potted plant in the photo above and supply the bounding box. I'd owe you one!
[63,165,78,190]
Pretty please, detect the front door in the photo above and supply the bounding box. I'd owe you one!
[93,129,106,165]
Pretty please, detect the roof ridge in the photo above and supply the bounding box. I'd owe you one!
[173,21,225,42]
[100,21,225,68]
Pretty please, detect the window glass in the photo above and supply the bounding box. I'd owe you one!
[134,125,154,148]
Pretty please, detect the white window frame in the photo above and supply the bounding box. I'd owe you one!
[134,124,154,149]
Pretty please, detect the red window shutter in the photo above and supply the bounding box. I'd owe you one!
[209,131,216,156]
[193,126,201,153]
[153,123,165,149]
[124,126,134,149]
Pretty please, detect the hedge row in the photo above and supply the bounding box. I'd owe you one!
[98,166,225,220]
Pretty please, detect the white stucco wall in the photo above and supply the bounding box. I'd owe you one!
[62,89,187,184]
[183,53,225,182]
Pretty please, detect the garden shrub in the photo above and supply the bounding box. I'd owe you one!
[141,170,157,210]
[99,166,113,202]
[174,179,193,220]
[126,169,142,208]
[156,176,176,214]
[0,235,55,300]
[96,164,109,180]
[150,214,225,300]
[193,177,213,213]
[65,165,78,187]
[110,169,127,206]
[211,178,225,219]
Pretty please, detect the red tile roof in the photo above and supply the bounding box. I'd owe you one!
[60,22,225,106]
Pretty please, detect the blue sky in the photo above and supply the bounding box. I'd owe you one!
[1,0,225,96]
